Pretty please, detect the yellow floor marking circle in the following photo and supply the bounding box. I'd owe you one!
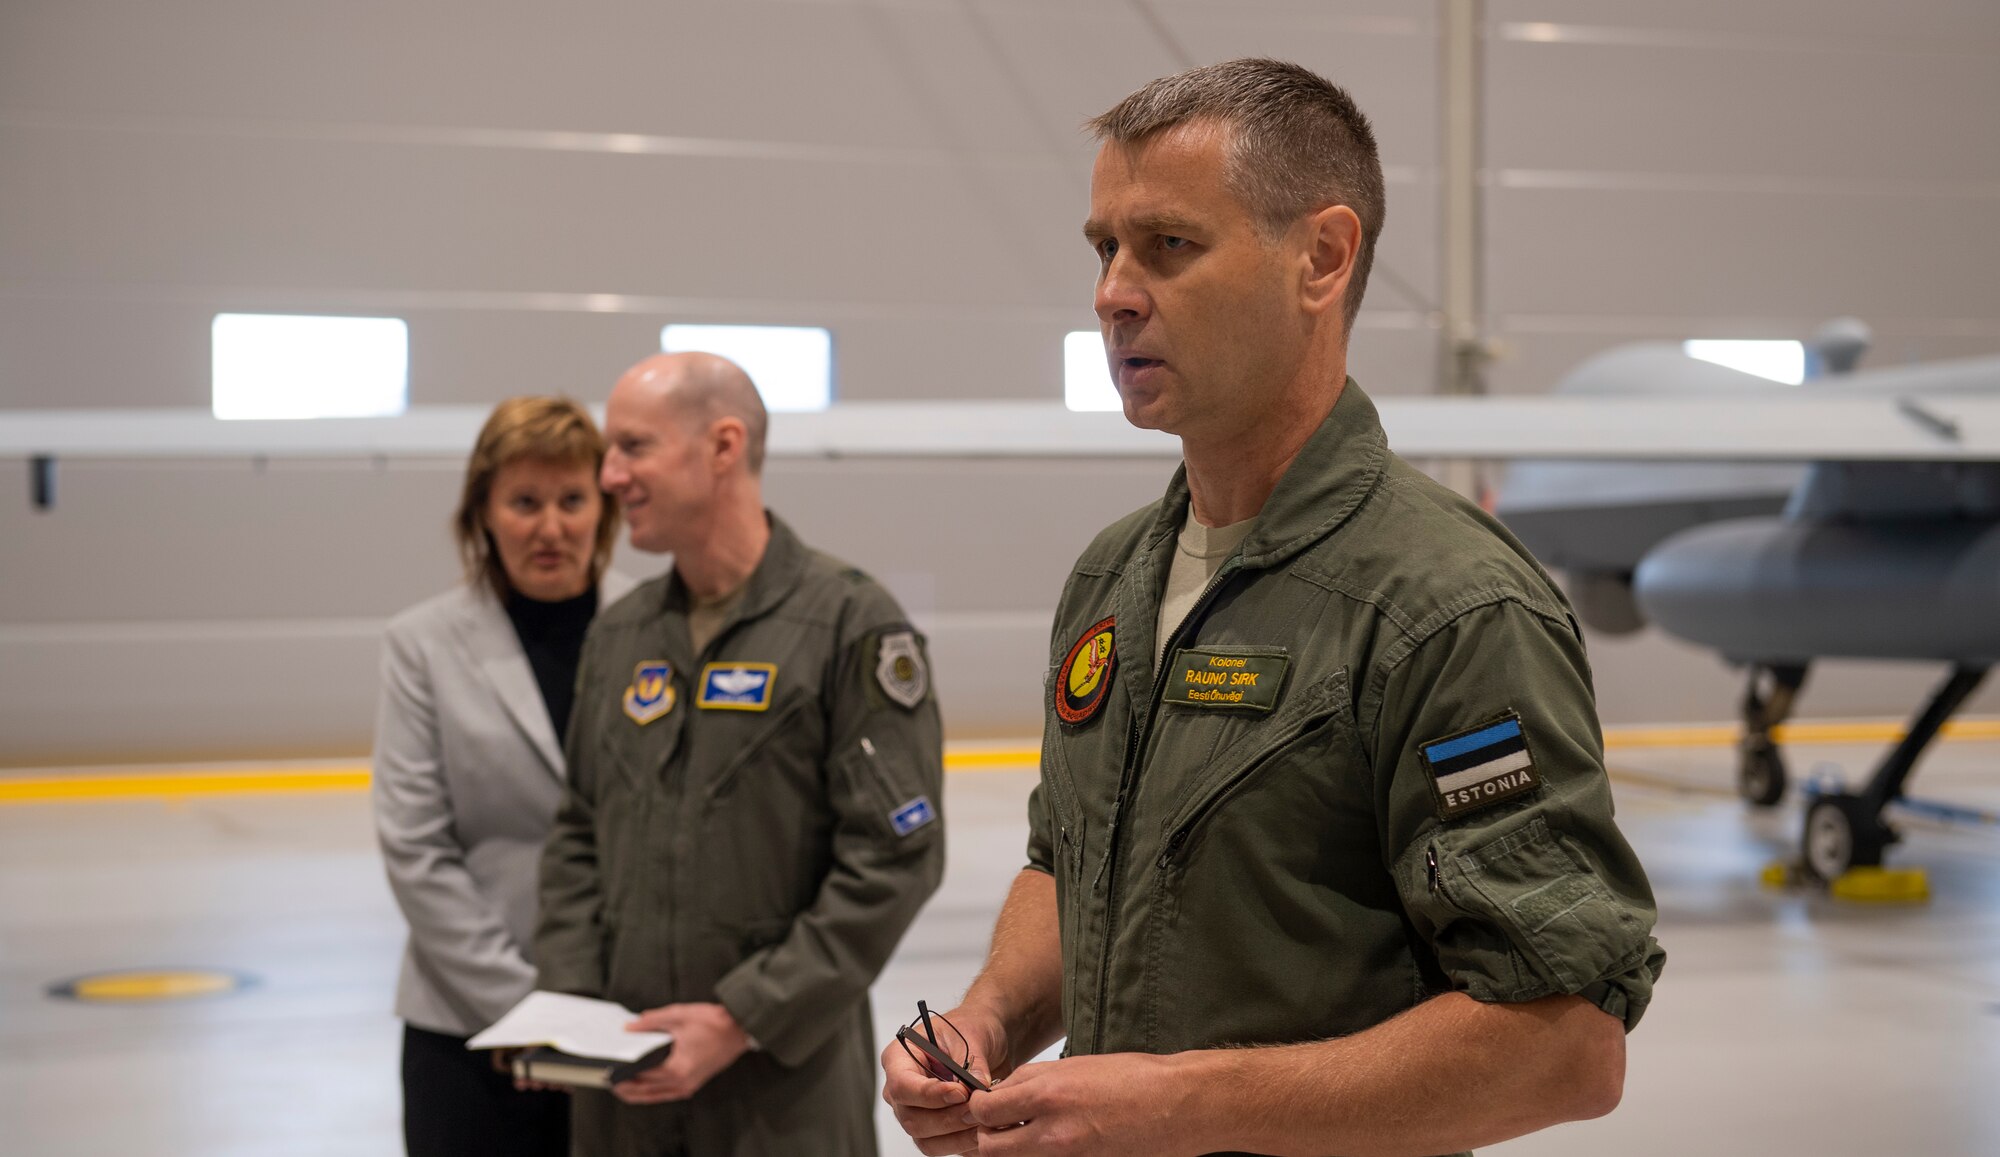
[51,969,248,1003]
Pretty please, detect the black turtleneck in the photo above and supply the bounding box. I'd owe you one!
[503,586,598,748]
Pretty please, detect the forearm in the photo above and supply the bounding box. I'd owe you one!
[1180,993,1626,1157]
[958,867,1065,1075]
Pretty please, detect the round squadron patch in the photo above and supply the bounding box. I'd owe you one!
[1055,615,1117,726]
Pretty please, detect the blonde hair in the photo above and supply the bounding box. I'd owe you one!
[452,396,618,598]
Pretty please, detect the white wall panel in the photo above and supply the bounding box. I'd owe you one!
[5,0,2000,763]
[1488,186,2000,319]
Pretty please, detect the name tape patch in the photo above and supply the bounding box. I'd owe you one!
[1420,712,1541,819]
[1162,647,1289,712]
[698,662,777,711]
[890,795,937,836]
[622,661,676,725]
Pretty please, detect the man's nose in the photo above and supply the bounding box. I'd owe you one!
[600,456,626,492]
[1094,255,1148,325]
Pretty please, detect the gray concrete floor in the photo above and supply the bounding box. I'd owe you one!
[3,739,1998,1155]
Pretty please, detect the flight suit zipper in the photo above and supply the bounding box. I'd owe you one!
[1155,691,1346,870]
[1089,555,1241,1054]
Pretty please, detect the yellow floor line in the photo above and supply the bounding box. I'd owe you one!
[944,747,1039,771]
[0,769,372,804]
[6,718,1998,805]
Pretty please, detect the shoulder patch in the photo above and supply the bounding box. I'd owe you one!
[1420,711,1541,819]
[889,795,936,836]
[1055,615,1117,726]
[622,661,677,725]
[874,630,930,709]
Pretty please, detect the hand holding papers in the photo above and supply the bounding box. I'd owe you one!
[467,991,673,1088]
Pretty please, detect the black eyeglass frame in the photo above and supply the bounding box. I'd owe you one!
[896,1001,989,1092]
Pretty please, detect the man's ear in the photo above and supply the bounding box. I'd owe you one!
[1300,204,1362,320]
[709,417,748,474]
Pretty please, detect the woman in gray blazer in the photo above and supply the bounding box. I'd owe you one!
[372,396,633,1157]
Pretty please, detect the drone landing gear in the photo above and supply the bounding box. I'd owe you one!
[1798,663,1988,885]
[1738,663,1808,807]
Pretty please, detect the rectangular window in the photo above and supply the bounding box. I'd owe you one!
[211,312,410,420]
[660,324,833,412]
[1683,339,1805,385]
[211,314,409,420]
[1064,331,1120,412]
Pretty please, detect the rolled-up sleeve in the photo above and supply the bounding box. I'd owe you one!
[1369,595,1665,1030]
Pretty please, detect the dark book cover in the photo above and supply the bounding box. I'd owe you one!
[510,1042,674,1089]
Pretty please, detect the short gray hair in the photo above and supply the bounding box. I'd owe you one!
[1087,58,1385,332]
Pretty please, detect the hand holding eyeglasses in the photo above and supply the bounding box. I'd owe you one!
[881,1000,1007,1155]
[896,1001,990,1092]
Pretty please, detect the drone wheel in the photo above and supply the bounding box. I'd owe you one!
[1802,794,1889,883]
[1737,742,1787,808]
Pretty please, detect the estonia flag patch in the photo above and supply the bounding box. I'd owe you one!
[1419,712,1541,820]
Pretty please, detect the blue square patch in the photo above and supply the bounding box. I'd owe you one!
[889,796,936,837]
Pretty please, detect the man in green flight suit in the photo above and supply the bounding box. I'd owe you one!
[884,59,1664,1157]
[537,352,945,1156]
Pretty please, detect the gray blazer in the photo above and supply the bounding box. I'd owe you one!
[371,574,635,1037]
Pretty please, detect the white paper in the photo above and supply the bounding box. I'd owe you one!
[466,991,672,1062]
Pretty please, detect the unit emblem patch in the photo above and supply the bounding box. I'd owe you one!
[1055,615,1117,725]
[697,663,777,710]
[1420,711,1541,819]
[890,795,937,836]
[622,661,677,725]
[875,631,930,709]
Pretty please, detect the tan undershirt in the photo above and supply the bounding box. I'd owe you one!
[688,581,749,656]
[1155,507,1257,670]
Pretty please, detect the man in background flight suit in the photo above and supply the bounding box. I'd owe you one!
[537,352,945,1156]
[884,58,1664,1157]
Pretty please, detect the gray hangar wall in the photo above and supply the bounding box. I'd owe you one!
[4,1,2000,765]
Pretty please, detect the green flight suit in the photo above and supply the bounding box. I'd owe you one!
[536,516,945,1157]
[1030,382,1665,1157]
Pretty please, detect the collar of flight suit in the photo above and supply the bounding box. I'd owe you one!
[657,510,811,636]
[1142,376,1389,574]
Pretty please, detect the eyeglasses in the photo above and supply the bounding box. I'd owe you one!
[896,1001,987,1092]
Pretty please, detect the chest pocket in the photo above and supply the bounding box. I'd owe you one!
[1154,667,1357,866]
[699,690,817,811]
[601,676,687,790]
[1137,667,1390,1052]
